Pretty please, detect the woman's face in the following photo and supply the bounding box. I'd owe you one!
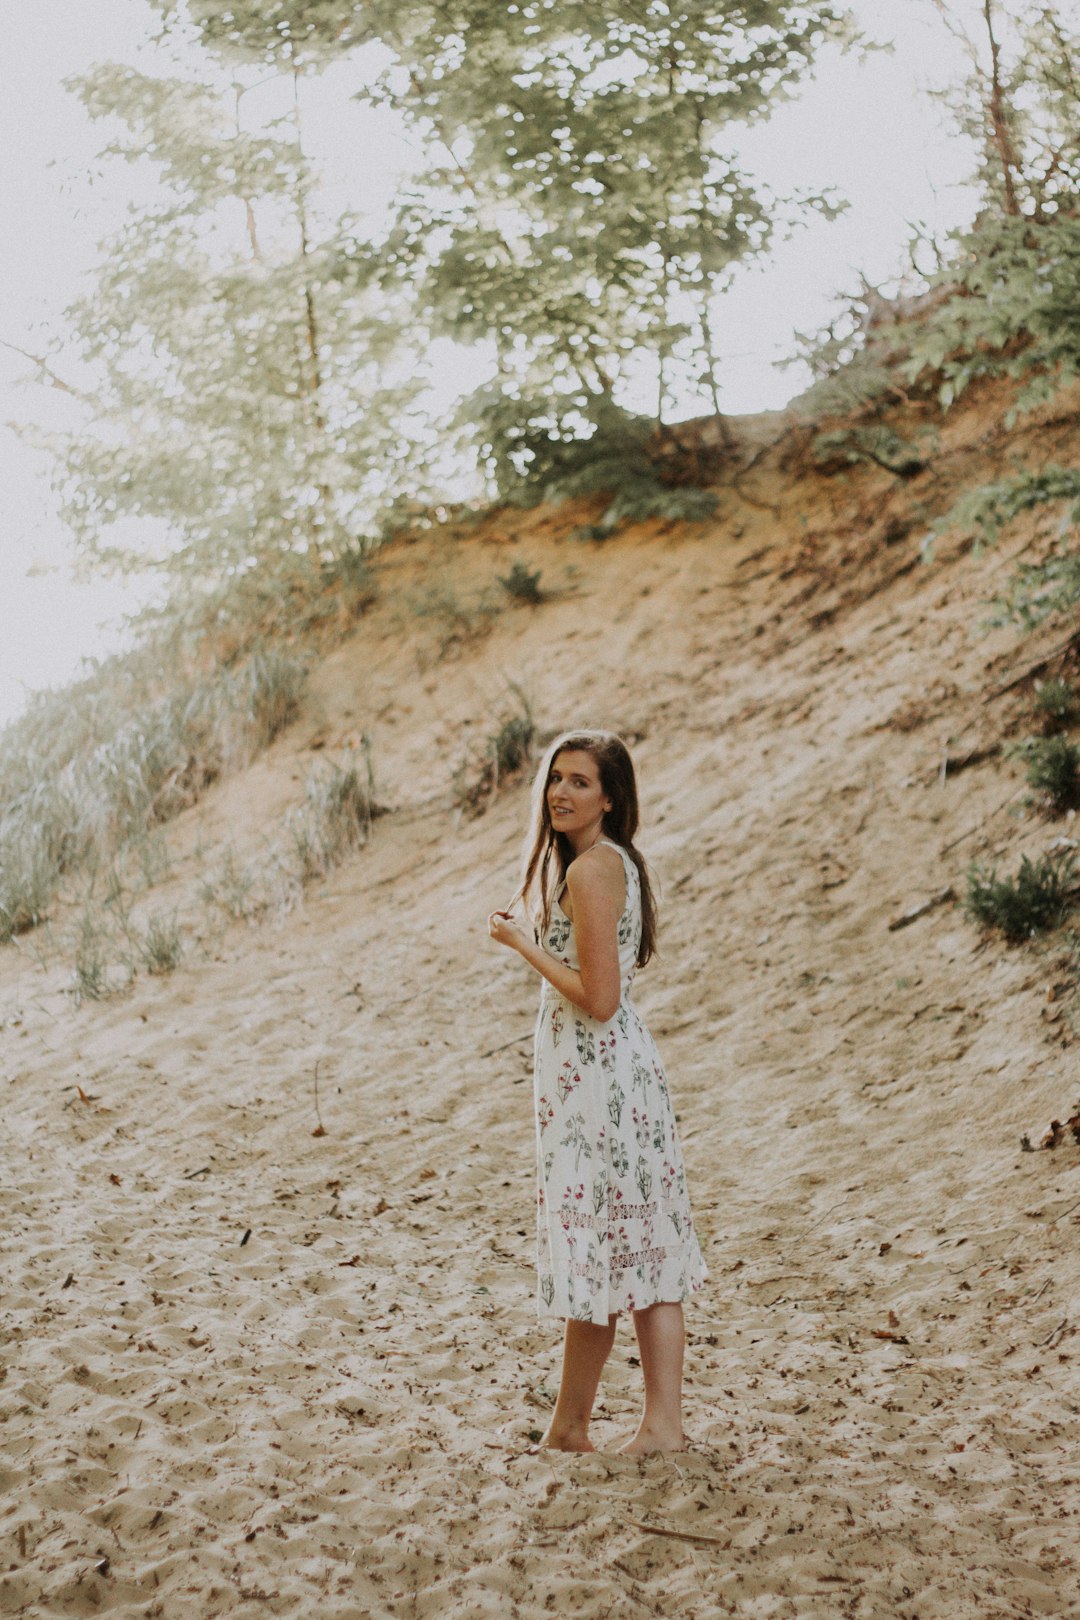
[546,749,612,839]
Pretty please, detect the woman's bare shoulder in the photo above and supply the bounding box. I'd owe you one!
[566,842,625,896]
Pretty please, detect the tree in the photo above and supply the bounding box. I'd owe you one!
[928,0,1080,220]
[159,0,853,512]
[42,56,435,596]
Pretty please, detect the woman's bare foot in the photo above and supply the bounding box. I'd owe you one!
[616,1425,688,1456]
[539,1427,595,1453]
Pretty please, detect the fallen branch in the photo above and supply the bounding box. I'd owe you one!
[888,887,955,931]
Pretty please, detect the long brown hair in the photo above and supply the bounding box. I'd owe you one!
[514,730,658,967]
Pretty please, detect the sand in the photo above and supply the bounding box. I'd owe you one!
[3,397,1080,1617]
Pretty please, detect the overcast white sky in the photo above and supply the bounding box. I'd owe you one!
[0,0,977,727]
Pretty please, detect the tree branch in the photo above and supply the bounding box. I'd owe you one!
[0,337,99,406]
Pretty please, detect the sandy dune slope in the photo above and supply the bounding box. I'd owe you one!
[3,403,1080,1617]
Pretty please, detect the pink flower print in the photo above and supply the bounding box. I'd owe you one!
[537,1095,555,1133]
[556,1060,580,1104]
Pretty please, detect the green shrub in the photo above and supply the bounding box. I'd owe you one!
[455,687,535,816]
[576,484,718,542]
[491,711,534,779]
[139,910,183,976]
[0,827,61,943]
[70,906,113,1004]
[322,545,376,606]
[1034,679,1080,731]
[498,561,544,604]
[470,391,718,539]
[1023,736,1080,815]
[238,644,307,748]
[964,849,1077,943]
[811,422,928,480]
[199,846,259,921]
[288,746,378,882]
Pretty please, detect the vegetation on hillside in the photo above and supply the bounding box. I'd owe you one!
[796,2,1080,631]
[0,558,375,995]
[6,0,1080,996]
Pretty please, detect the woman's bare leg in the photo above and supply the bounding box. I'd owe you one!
[618,1301,687,1455]
[543,1315,618,1451]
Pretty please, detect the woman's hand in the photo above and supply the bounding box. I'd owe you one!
[488,909,531,952]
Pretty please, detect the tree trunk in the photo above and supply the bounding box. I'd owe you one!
[982,0,1023,215]
[292,66,333,560]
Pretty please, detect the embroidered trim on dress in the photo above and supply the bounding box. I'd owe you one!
[610,1244,672,1273]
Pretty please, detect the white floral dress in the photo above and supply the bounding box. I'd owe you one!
[533,839,708,1326]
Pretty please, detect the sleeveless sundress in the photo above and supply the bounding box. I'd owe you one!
[532,839,708,1325]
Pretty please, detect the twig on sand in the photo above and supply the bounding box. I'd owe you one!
[807,1196,849,1231]
[312,1059,327,1137]
[887,886,956,931]
[939,788,1025,855]
[481,1032,533,1060]
[1036,1317,1069,1350]
[629,1519,729,1547]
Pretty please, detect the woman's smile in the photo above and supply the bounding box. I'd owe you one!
[546,749,611,841]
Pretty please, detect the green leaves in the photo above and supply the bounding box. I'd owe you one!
[53,59,442,591]
[170,0,852,520]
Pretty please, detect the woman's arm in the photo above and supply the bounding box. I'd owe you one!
[489,845,624,1021]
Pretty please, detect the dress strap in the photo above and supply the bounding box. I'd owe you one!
[597,837,634,868]
[596,839,638,894]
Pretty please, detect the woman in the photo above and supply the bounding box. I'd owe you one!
[488,729,707,1454]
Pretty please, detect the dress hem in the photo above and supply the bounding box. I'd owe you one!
[535,1271,709,1328]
